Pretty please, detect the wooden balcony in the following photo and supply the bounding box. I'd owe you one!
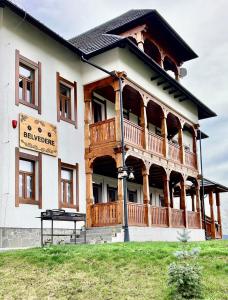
[128,203,147,226]
[171,209,185,227]
[151,206,168,227]
[91,201,119,227]
[185,150,197,169]
[148,132,164,156]
[89,118,115,146]
[168,142,181,163]
[89,118,197,169]
[187,211,200,228]
[123,119,144,148]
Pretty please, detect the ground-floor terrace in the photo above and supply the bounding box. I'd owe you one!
[85,154,225,241]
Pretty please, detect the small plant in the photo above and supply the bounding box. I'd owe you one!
[167,229,203,299]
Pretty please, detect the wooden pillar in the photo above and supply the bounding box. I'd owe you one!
[170,185,174,208]
[86,165,93,228]
[178,127,185,165]
[209,191,216,239]
[113,80,122,144]
[161,115,168,158]
[136,31,144,51]
[84,89,92,150]
[216,192,222,237]
[116,153,124,225]
[180,179,188,228]
[142,168,151,226]
[141,104,148,150]
[192,131,198,169]
[163,174,171,227]
[195,183,202,229]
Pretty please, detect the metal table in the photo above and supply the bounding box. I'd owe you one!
[39,209,86,246]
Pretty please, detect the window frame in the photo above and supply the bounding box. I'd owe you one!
[58,159,79,210]
[107,185,117,202]
[92,96,107,123]
[127,189,137,203]
[15,50,41,113]
[15,148,42,208]
[56,72,77,128]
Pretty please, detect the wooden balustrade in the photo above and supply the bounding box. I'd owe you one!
[151,206,168,227]
[168,142,181,163]
[123,119,143,147]
[148,132,164,156]
[127,203,147,226]
[187,211,200,228]
[171,209,185,227]
[91,201,119,227]
[89,118,115,146]
[185,150,197,169]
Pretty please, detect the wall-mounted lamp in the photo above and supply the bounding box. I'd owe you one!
[12,120,18,129]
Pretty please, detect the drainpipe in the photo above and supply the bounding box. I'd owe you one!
[81,56,130,242]
[198,129,207,239]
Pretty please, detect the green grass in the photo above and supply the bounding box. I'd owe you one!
[0,240,227,299]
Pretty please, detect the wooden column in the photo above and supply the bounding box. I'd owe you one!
[163,174,171,227]
[142,168,151,226]
[180,179,188,228]
[178,127,185,165]
[161,115,168,158]
[116,153,124,225]
[141,104,148,150]
[136,31,144,51]
[216,192,222,237]
[209,191,216,239]
[195,183,202,229]
[84,89,92,150]
[86,165,93,228]
[114,80,122,144]
[192,130,198,169]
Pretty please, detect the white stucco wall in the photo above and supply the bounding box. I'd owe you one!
[0,8,85,229]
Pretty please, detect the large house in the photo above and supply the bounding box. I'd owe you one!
[0,0,227,248]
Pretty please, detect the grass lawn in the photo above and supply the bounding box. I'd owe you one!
[0,240,227,300]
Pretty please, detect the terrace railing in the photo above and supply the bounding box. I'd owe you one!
[150,206,168,227]
[148,132,164,156]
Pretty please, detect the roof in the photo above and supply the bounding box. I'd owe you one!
[69,9,198,62]
[0,0,83,57]
[201,178,228,193]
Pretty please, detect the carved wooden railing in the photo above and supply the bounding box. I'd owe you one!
[187,211,200,228]
[203,216,212,238]
[124,119,143,147]
[128,203,147,226]
[185,150,197,169]
[148,132,164,156]
[91,201,119,227]
[168,142,181,163]
[89,118,115,146]
[151,206,168,227]
[171,209,185,227]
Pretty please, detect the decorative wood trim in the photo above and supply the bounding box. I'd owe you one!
[38,61,42,114]
[15,148,42,207]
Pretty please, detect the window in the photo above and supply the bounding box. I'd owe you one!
[107,186,117,202]
[57,72,77,127]
[15,148,42,207]
[128,189,137,203]
[92,97,106,123]
[123,109,130,120]
[58,160,79,210]
[15,50,41,113]
[93,183,102,204]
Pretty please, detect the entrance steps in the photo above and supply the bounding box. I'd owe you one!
[71,226,123,244]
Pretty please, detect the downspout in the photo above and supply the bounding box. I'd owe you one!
[199,129,207,239]
[81,55,130,242]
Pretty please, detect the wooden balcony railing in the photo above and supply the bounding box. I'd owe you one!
[168,142,181,163]
[187,211,200,228]
[91,201,119,227]
[171,209,185,227]
[124,119,143,147]
[185,150,197,169]
[151,206,168,227]
[89,118,115,146]
[128,203,147,226]
[148,132,164,156]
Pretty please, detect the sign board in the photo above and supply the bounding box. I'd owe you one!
[20,113,57,156]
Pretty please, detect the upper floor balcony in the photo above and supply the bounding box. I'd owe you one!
[84,75,198,171]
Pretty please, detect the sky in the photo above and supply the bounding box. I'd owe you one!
[12,0,228,228]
